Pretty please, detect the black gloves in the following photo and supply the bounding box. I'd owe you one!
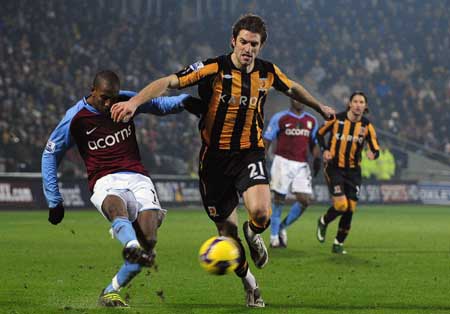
[313,157,321,177]
[48,202,65,225]
[182,96,204,118]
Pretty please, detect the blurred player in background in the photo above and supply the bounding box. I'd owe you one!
[110,14,334,307]
[263,99,321,248]
[42,70,198,307]
[316,91,380,254]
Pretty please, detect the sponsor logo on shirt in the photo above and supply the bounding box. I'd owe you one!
[285,128,310,136]
[87,126,132,150]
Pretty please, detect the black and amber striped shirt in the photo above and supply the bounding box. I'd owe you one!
[317,112,380,169]
[175,54,293,150]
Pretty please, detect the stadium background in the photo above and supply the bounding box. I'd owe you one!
[1,0,449,207]
[1,2,450,314]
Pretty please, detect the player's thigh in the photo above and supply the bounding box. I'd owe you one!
[324,164,345,198]
[343,170,362,202]
[270,155,294,195]
[242,184,271,214]
[199,159,239,222]
[237,150,271,214]
[90,173,135,221]
[291,163,313,195]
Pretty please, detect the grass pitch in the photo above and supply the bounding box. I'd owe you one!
[0,205,449,314]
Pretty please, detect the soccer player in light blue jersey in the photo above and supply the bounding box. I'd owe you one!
[42,70,200,307]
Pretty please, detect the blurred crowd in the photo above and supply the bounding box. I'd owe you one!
[1,0,449,175]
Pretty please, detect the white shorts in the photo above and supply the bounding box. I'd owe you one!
[90,172,162,222]
[270,155,313,195]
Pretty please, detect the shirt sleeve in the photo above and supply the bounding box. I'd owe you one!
[272,64,293,92]
[310,115,319,145]
[41,111,75,208]
[366,122,380,158]
[137,94,190,116]
[263,112,283,141]
[175,58,220,89]
[317,117,336,151]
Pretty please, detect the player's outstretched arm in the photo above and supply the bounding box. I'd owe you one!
[137,94,203,117]
[111,74,180,122]
[285,81,335,118]
[42,112,74,225]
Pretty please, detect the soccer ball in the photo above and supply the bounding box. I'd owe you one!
[198,236,240,275]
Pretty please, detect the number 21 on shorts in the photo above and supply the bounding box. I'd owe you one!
[248,161,266,180]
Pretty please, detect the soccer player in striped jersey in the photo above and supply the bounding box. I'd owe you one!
[42,70,199,307]
[263,99,321,248]
[316,91,380,254]
[111,14,335,307]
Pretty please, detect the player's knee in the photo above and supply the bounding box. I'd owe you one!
[296,195,311,208]
[348,200,358,212]
[273,192,286,205]
[333,198,348,212]
[250,209,270,230]
[102,195,127,220]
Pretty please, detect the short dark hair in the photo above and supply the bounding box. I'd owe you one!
[348,91,369,113]
[93,70,120,89]
[232,14,267,45]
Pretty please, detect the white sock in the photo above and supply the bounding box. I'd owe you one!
[246,222,256,238]
[125,239,140,248]
[244,269,257,289]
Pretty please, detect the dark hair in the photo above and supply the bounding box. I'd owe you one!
[232,14,267,45]
[348,91,369,113]
[93,70,120,89]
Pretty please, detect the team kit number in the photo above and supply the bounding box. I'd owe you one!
[248,161,266,180]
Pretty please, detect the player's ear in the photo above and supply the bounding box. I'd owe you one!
[230,36,236,50]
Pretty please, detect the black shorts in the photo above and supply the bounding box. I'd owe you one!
[198,144,269,222]
[324,163,361,201]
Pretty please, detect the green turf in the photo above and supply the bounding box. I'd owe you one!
[0,205,449,314]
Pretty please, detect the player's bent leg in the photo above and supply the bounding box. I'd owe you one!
[279,194,311,247]
[270,192,285,248]
[242,184,271,269]
[317,196,348,243]
[215,211,264,307]
[333,200,355,254]
[101,195,151,265]
[129,209,160,267]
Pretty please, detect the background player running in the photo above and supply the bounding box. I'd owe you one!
[264,99,321,248]
[316,91,380,254]
[42,70,198,307]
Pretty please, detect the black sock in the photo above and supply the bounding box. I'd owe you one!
[248,219,270,234]
[336,211,353,243]
[323,206,342,225]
